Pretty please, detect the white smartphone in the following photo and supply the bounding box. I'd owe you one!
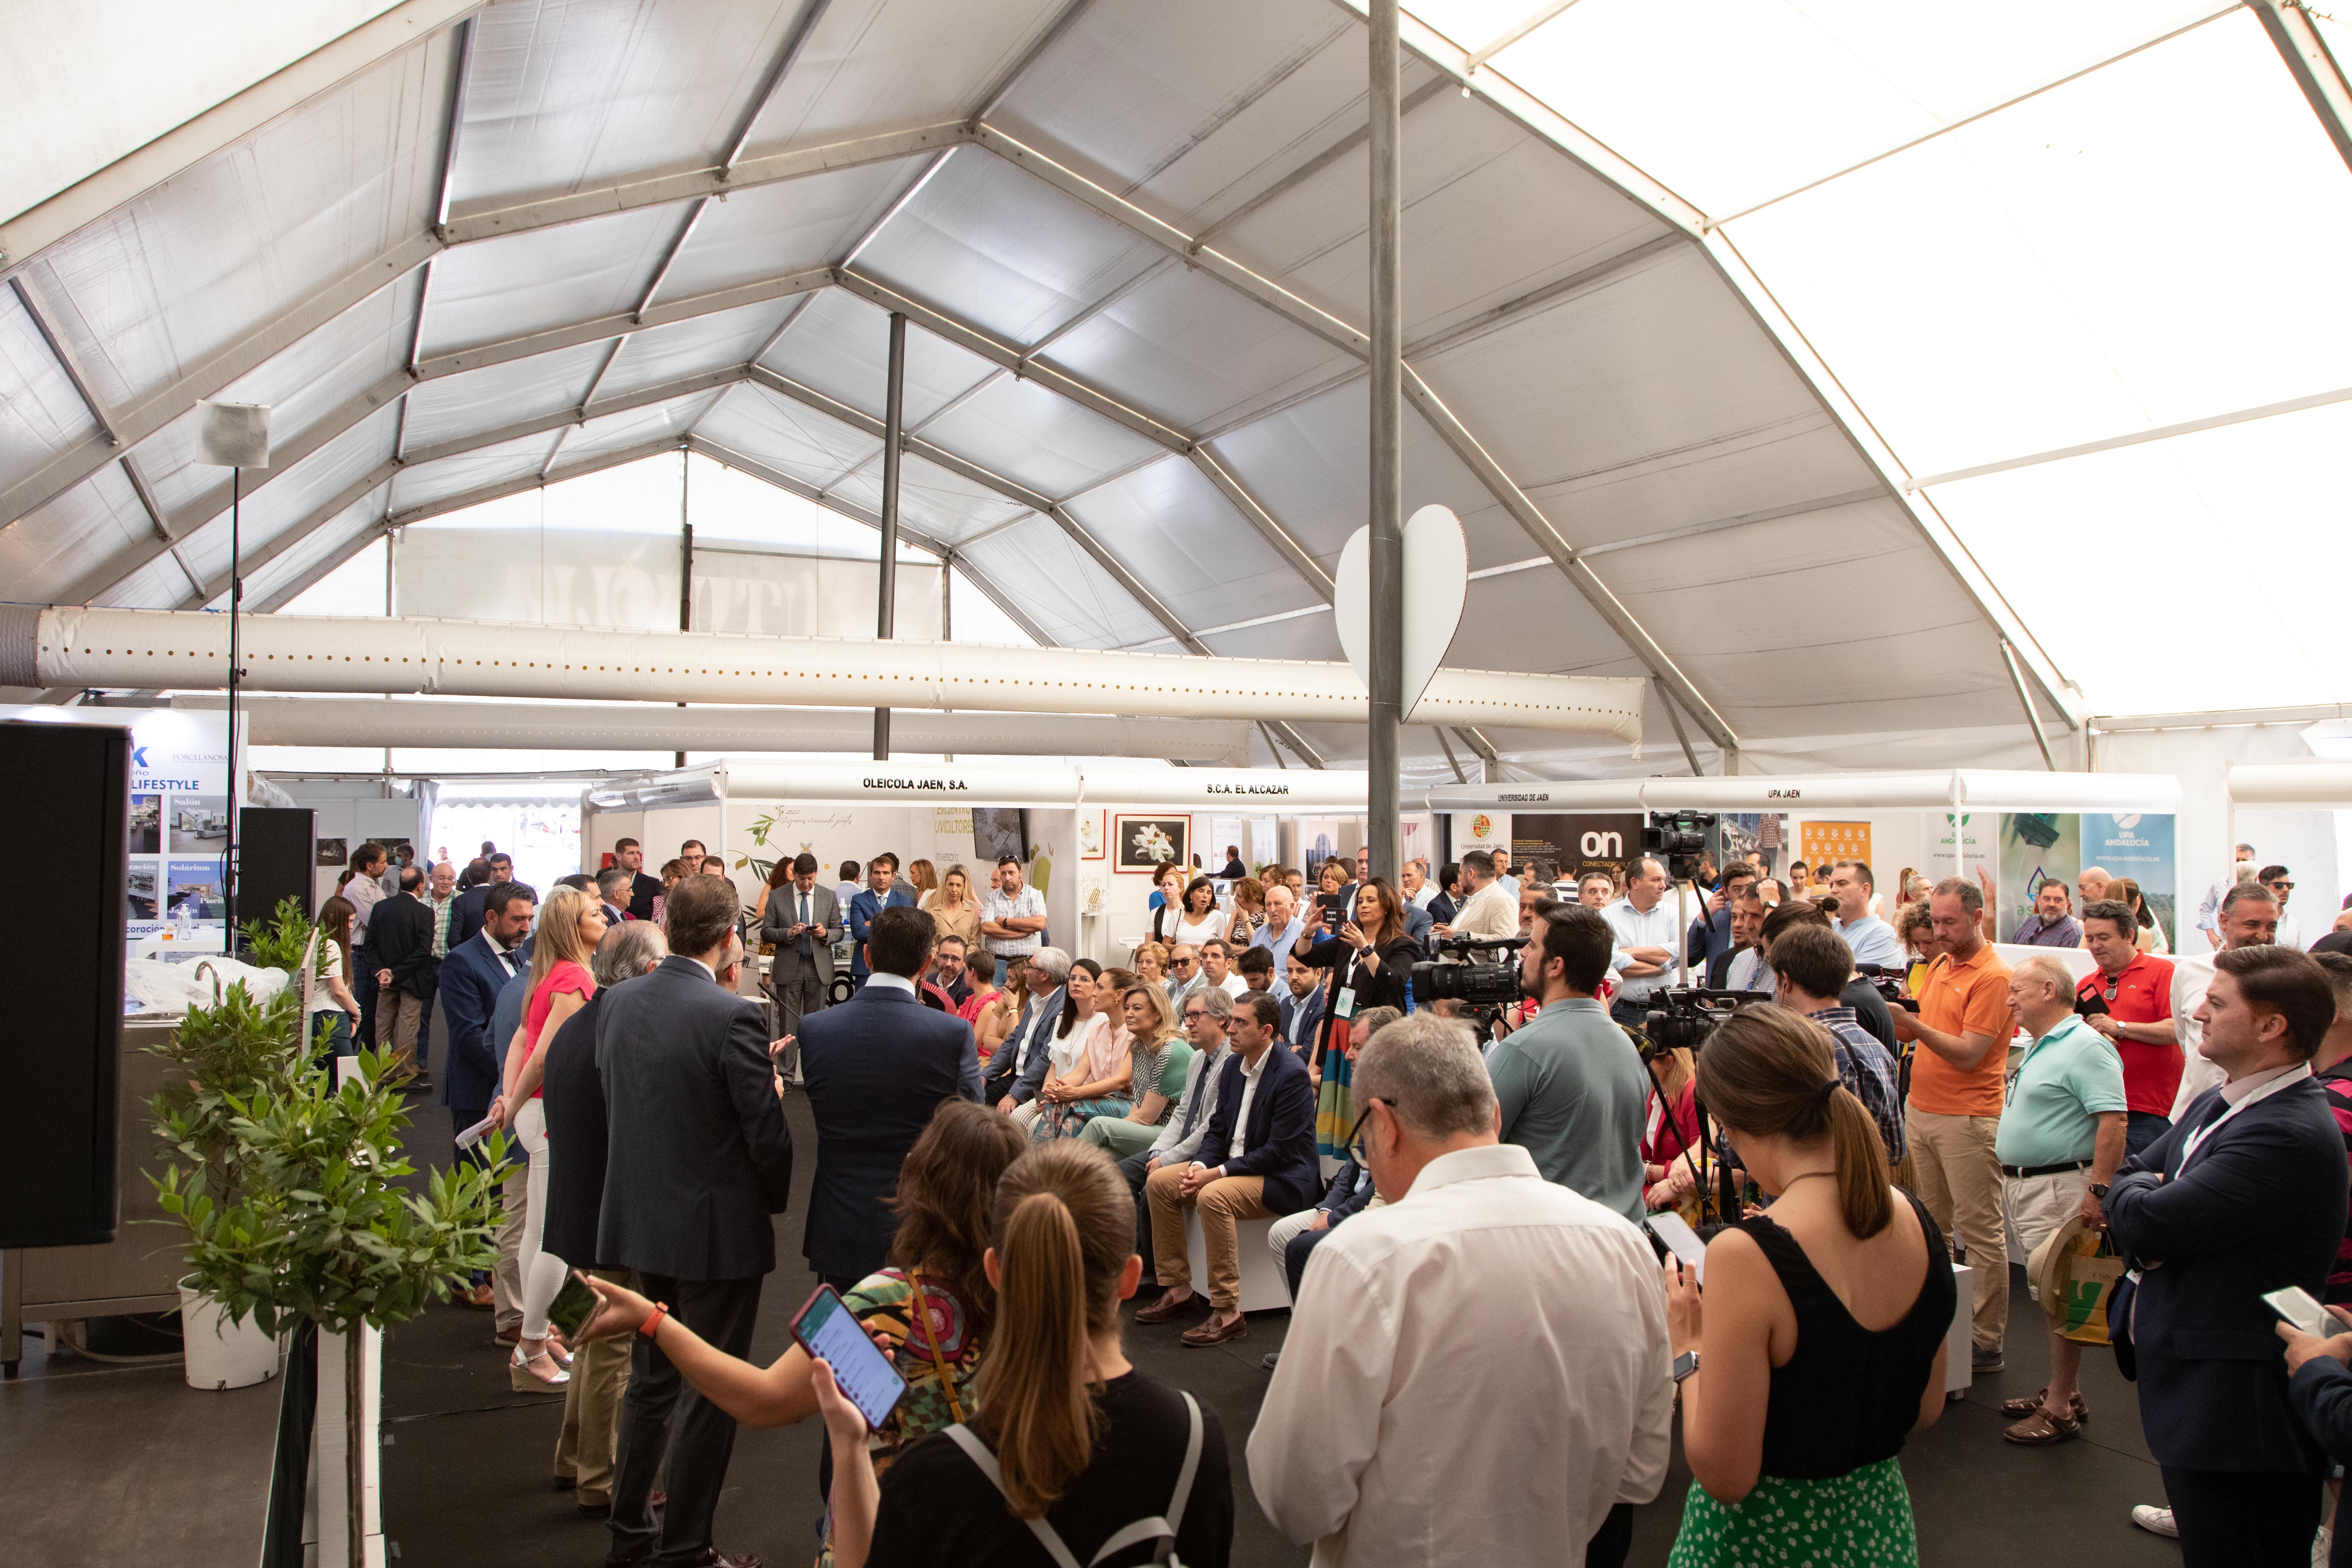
[2263,1285,2330,1338]
[1646,1211,1707,1284]
[453,1111,499,1150]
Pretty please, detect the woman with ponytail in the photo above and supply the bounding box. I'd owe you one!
[575,1101,1027,1563]
[813,1141,1234,1568]
[1661,1003,1955,1568]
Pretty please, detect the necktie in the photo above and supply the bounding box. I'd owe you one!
[799,892,813,956]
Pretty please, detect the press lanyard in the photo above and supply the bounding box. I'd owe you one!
[2179,1064,2311,1173]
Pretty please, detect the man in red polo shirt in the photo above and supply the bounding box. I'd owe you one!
[2077,898,2179,1161]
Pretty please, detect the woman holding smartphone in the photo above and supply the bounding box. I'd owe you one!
[811,1140,1234,1568]
[1293,878,1417,1165]
[574,1102,1028,1565]
[1660,1005,1952,1567]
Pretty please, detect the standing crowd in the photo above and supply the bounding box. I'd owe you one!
[378,828,2352,1568]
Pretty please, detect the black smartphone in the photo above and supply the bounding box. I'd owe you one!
[789,1283,906,1430]
[1317,892,1346,932]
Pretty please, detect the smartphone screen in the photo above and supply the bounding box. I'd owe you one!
[1645,1211,1707,1284]
[790,1284,907,1430]
[1318,893,1346,932]
[2264,1285,2329,1338]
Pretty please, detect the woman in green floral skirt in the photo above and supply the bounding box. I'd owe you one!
[1661,1000,1955,1567]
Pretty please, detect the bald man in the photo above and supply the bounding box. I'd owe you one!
[2079,866,2111,911]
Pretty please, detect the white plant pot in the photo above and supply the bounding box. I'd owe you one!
[177,1281,278,1391]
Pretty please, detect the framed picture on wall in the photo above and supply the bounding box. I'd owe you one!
[1114,815,1188,875]
[1079,811,1106,860]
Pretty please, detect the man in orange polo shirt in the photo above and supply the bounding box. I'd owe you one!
[1893,874,2016,1370]
[2077,898,2178,1161]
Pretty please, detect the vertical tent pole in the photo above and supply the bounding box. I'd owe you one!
[676,448,692,768]
[1366,0,1404,883]
[224,467,242,941]
[874,311,906,761]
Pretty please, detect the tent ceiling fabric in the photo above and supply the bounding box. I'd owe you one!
[11,0,2339,751]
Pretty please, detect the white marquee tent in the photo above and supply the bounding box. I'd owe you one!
[4,0,2350,785]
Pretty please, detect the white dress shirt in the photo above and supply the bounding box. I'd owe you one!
[864,971,917,998]
[1450,881,1518,941]
[1600,895,1682,1005]
[1218,1048,1268,1164]
[1151,1043,1233,1165]
[2168,951,2222,1119]
[1249,1143,1672,1566]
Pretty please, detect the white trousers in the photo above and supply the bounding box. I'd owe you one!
[514,1098,567,1341]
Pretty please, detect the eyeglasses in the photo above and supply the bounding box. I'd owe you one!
[1346,1097,1397,1164]
[2269,880,2294,891]
[1182,1008,1210,1023]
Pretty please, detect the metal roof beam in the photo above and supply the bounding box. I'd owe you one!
[438,122,972,245]
[719,0,838,173]
[9,274,122,445]
[1188,446,1333,600]
[415,266,832,379]
[0,0,478,275]
[744,366,1055,514]
[2249,0,2352,176]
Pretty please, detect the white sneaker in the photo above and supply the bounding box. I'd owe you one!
[2131,1505,2178,1539]
[2314,1525,2332,1567]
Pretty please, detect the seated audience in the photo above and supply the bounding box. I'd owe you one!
[1639,1035,1703,1215]
[574,1101,1027,1564]
[1074,982,1190,1159]
[1276,950,1325,1064]
[1030,965,1140,1142]
[1252,1012,1671,1568]
[1012,957,1115,1137]
[1119,988,1234,1281]
[1137,993,1318,1347]
[1487,904,1650,1222]
[1663,1004,1954,1566]
[813,1141,1235,1568]
[983,948,1070,1110]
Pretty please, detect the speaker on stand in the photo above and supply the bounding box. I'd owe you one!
[237,808,318,936]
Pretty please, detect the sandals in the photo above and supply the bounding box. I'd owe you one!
[510,1344,570,1393]
[1999,1387,2088,1422]
[2003,1406,2082,1445]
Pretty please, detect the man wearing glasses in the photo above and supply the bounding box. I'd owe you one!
[984,947,1070,1111]
[1136,993,1319,1347]
[1119,989,1236,1283]
[2263,865,2303,952]
[1165,943,1204,1005]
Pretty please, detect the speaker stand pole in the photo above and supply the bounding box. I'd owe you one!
[224,467,241,948]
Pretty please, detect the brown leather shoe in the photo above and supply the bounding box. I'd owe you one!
[691,1552,763,1568]
[459,1282,495,1310]
[1180,1312,1248,1347]
[2003,1407,2081,1445]
[2000,1387,2088,1421]
[1134,1289,1208,1325]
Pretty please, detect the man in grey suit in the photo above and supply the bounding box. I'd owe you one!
[596,874,792,1568]
[761,851,838,1080]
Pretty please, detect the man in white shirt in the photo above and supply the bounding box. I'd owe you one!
[1444,849,1518,942]
[1492,846,1522,900]
[978,854,1049,987]
[1600,856,1681,1028]
[1401,857,1438,910]
[1250,1012,1672,1568]
[1828,858,1904,971]
[2170,881,2281,1117]
[2260,865,2302,952]
[1199,938,1249,999]
[1250,883,1308,960]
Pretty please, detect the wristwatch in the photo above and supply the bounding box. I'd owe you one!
[1672,1350,1701,1384]
[2087,1182,2110,1199]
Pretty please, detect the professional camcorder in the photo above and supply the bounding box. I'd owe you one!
[1643,810,1719,881]
[1854,963,1920,1013]
[1639,984,1772,1055]
[1410,933,1527,1008]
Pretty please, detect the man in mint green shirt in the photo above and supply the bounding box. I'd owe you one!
[1486,904,1650,1224]
[1995,952,2128,1447]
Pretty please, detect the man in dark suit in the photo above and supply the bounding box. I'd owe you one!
[845,853,912,988]
[2108,945,2346,1565]
[437,881,536,1311]
[795,905,981,1293]
[448,852,515,951]
[1135,991,1319,1347]
[761,852,839,1073]
[984,948,1070,1110]
[368,866,436,1082]
[597,875,792,1568]
[614,837,662,922]
[1277,950,1325,1058]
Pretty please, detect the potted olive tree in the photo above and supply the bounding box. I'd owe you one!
[150,899,511,1567]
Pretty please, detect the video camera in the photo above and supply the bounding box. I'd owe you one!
[1639,984,1772,1056]
[1854,963,1921,1014]
[1410,933,1526,1008]
[1643,810,1719,882]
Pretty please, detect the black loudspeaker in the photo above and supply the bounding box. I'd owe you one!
[0,721,128,1248]
[239,806,317,930]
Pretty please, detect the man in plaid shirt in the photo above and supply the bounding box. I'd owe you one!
[1766,923,1907,1164]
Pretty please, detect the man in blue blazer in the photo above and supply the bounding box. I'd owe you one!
[2107,945,2346,1565]
[438,881,537,1171]
[1136,990,1319,1347]
[447,852,515,951]
[795,905,982,1292]
[845,852,914,988]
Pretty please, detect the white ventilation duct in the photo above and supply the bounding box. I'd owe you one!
[1,605,1645,742]
[167,696,1253,763]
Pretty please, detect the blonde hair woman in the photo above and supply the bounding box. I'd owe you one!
[908,858,940,907]
[498,886,606,1390]
[1131,939,1171,995]
[928,864,982,957]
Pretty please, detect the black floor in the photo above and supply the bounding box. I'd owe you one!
[383,1089,2190,1568]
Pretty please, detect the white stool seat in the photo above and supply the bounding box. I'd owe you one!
[1186,1211,1290,1314]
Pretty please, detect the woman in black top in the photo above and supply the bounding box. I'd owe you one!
[1292,878,1420,1161]
[1660,1003,1953,1567]
[813,1141,1233,1568]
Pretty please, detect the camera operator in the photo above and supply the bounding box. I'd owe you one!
[1766,925,1906,1166]
[1486,904,1650,1223]
[1602,856,1682,1030]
